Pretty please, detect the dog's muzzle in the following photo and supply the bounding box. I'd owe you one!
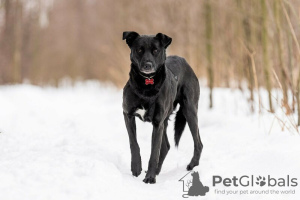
[141,62,155,74]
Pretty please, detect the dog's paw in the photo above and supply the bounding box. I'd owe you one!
[186,161,199,171]
[143,176,156,184]
[132,169,142,177]
[131,166,142,177]
[131,161,142,177]
[186,164,194,171]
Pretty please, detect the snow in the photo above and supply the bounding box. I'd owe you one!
[0,82,299,200]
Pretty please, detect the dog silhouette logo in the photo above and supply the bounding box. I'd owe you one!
[179,171,209,198]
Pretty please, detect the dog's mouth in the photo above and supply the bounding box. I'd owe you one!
[140,69,156,74]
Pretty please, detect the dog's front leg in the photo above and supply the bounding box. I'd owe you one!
[143,121,164,184]
[123,112,142,177]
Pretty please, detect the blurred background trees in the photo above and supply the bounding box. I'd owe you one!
[1,0,300,115]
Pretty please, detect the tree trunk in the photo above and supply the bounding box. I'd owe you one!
[286,6,295,112]
[261,0,274,113]
[12,0,23,83]
[205,0,214,108]
[274,0,289,114]
[242,0,254,112]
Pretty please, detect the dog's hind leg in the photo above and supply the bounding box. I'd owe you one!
[182,103,203,171]
[123,112,142,177]
[156,119,170,175]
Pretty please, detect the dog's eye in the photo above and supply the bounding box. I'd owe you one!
[137,49,143,54]
[153,49,158,54]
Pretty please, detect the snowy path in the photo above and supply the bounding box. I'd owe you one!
[0,82,299,200]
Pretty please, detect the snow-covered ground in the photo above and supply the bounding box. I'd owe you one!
[0,82,299,200]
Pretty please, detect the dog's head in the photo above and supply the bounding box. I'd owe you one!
[123,31,172,75]
[191,171,199,178]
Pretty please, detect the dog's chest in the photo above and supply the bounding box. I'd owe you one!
[135,108,147,121]
[134,104,154,122]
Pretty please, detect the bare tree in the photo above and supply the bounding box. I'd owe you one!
[261,0,274,113]
[205,0,214,108]
[11,0,23,83]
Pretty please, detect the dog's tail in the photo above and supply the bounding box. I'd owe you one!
[174,106,186,147]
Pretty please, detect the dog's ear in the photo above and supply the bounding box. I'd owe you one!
[123,31,140,48]
[155,33,172,48]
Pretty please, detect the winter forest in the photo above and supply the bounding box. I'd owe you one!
[1,1,300,199]
[1,0,300,125]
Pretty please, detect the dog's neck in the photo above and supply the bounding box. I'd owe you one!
[129,63,166,99]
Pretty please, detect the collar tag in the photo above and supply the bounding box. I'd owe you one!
[145,78,154,85]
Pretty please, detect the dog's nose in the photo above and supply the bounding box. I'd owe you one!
[144,62,152,70]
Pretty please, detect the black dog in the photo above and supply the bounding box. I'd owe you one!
[122,32,203,184]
